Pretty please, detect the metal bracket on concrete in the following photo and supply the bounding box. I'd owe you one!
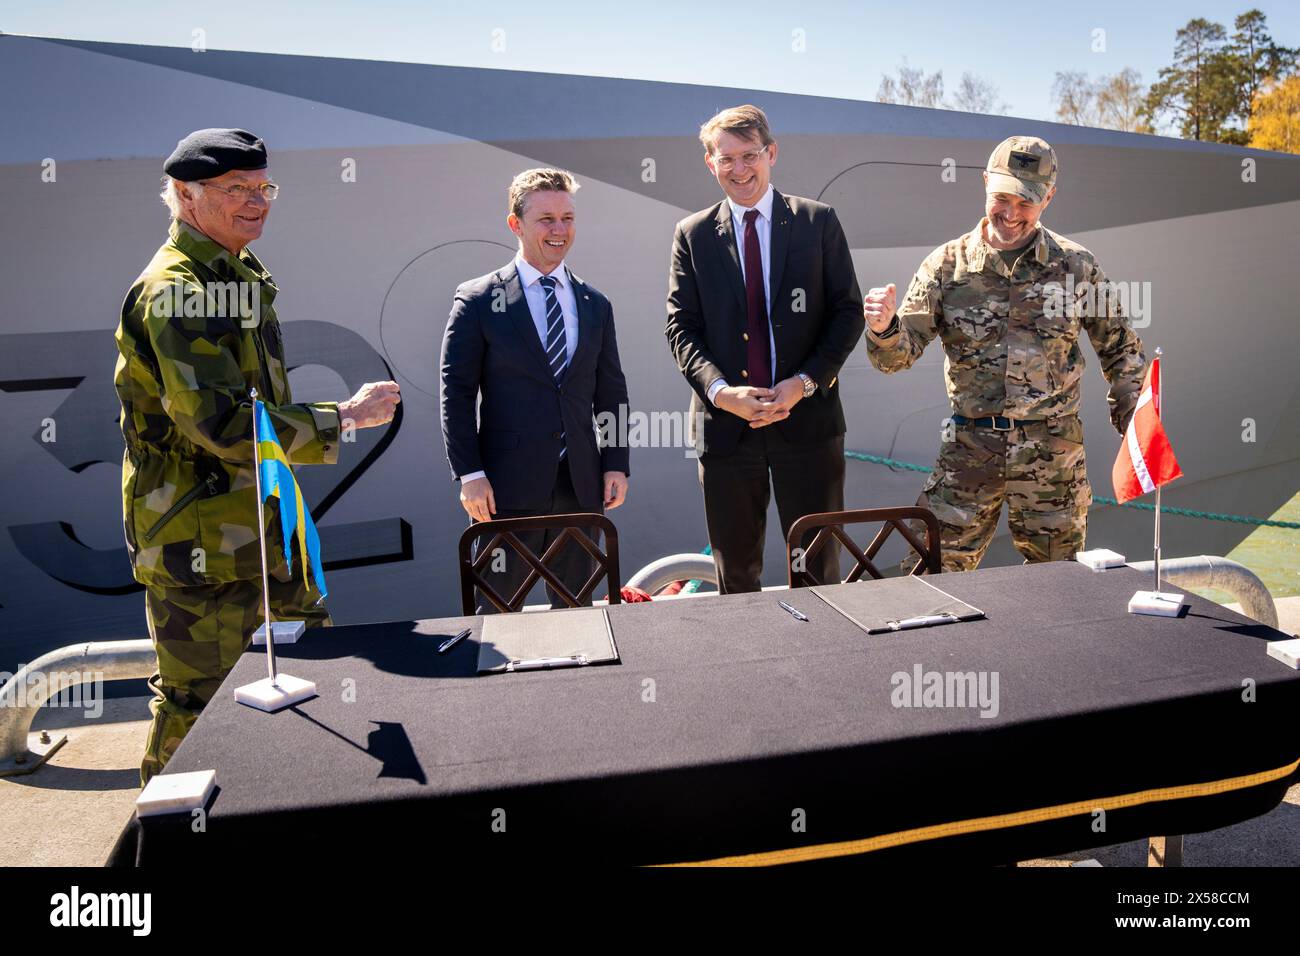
[0,639,154,777]
[0,731,68,777]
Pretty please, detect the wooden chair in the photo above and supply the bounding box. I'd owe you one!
[786,506,942,588]
[458,513,621,614]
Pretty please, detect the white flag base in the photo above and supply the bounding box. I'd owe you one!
[1076,548,1126,571]
[252,620,306,645]
[136,769,216,817]
[1128,590,1186,617]
[234,673,317,712]
[1266,638,1300,669]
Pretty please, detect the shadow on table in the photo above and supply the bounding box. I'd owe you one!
[289,705,427,785]
[1185,609,1290,642]
[266,619,481,680]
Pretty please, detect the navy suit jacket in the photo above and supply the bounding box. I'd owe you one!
[440,260,631,511]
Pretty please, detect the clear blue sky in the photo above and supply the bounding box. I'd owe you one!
[3,1,1296,122]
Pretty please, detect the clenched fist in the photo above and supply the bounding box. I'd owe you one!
[863,283,897,334]
[339,380,401,429]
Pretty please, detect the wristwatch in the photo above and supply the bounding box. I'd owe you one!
[797,372,817,398]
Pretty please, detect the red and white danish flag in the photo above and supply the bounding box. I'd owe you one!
[1112,357,1182,504]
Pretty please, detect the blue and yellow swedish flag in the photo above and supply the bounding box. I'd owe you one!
[255,400,328,598]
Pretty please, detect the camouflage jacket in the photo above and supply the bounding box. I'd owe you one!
[866,220,1145,434]
[114,219,340,588]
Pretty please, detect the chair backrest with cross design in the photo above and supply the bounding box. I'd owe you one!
[786,507,942,588]
[457,513,621,614]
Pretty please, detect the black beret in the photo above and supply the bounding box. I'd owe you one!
[163,128,268,181]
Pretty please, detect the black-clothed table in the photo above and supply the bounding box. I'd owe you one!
[109,563,1300,867]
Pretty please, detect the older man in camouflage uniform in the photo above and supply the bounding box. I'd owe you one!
[863,136,1145,571]
[115,128,400,784]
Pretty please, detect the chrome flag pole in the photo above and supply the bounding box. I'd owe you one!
[250,387,278,683]
[1126,345,1186,617]
[233,388,317,711]
[1153,347,1162,597]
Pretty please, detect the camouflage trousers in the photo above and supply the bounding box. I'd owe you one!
[140,574,331,786]
[912,415,1092,573]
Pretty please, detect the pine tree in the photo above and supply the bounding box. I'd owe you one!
[1142,18,1238,141]
[1227,10,1298,129]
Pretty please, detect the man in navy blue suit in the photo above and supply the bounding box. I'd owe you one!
[440,168,630,611]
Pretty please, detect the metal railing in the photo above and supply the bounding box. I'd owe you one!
[0,639,154,775]
[1127,555,1278,629]
[625,553,719,594]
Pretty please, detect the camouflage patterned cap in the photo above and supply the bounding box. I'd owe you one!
[985,136,1057,204]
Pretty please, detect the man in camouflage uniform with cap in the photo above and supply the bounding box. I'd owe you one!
[863,136,1146,571]
[114,128,400,784]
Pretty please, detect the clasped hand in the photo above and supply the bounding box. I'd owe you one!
[716,378,804,428]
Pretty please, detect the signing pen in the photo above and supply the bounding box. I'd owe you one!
[884,613,959,632]
[778,600,809,622]
[438,627,472,654]
[506,655,590,672]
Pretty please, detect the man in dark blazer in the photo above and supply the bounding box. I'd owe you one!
[441,168,630,611]
[666,105,864,593]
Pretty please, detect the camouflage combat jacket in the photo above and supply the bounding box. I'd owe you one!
[114,219,340,588]
[866,220,1145,433]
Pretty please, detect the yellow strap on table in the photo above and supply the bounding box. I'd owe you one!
[660,756,1300,867]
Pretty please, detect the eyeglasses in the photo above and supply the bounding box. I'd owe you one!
[202,181,280,201]
[712,145,770,172]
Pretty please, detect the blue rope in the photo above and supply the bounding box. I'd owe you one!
[845,450,1300,530]
[676,455,1294,594]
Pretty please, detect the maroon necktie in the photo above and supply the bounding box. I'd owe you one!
[742,209,772,388]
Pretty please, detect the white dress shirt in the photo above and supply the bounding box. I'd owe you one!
[515,253,580,367]
[458,254,579,483]
[707,183,780,405]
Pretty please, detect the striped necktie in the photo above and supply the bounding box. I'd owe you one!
[538,274,567,459]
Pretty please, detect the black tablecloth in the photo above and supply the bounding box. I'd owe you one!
[109,562,1300,866]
